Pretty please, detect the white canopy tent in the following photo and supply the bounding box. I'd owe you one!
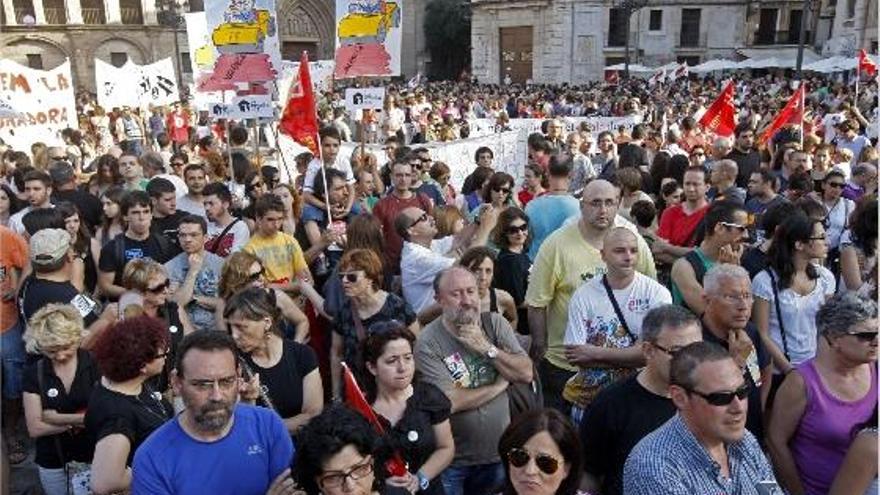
[691,59,740,73]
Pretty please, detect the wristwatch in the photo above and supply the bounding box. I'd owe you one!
[486,345,499,359]
[417,471,430,491]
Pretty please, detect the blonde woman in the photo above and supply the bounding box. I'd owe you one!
[22,304,100,495]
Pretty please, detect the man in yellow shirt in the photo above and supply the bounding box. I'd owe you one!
[243,195,311,290]
[526,179,656,413]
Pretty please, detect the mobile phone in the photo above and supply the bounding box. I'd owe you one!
[755,480,784,495]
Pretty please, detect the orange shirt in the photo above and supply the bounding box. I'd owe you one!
[0,226,27,331]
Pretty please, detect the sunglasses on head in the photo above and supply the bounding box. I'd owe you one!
[506,448,561,475]
[684,383,751,406]
[847,331,879,342]
[720,222,747,233]
[506,223,529,234]
[147,279,171,293]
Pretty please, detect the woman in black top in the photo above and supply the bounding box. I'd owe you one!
[359,322,453,495]
[22,304,100,495]
[224,287,323,434]
[86,316,172,494]
[492,207,532,335]
[57,202,98,294]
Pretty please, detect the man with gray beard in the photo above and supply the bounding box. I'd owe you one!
[415,266,533,495]
[132,331,299,495]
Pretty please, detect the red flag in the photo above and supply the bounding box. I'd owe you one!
[279,52,319,155]
[759,85,805,145]
[698,81,736,137]
[859,49,877,77]
[341,362,409,477]
[604,70,619,86]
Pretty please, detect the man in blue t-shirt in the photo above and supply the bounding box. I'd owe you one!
[132,331,295,495]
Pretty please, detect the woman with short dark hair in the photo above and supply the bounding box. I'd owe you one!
[492,207,532,335]
[497,409,585,495]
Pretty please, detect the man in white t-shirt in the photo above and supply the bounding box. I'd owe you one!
[202,182,249,258]
[302,126,356,215]
[563,227,672,420]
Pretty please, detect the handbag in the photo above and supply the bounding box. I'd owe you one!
[37,360,93,495]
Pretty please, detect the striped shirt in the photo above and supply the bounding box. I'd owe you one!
[623,414,777,495]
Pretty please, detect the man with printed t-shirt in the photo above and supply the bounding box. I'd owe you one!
[98,191,176,300]
[563,227,672,420]
[133,331,295,494]
[19,229,116,343]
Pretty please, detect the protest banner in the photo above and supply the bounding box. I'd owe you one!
[334,0,402,78]
[467,115,642,139]
[0,59,76,150]
[95,58,179,109]
[345,87,386,111]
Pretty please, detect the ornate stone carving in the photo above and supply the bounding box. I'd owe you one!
[280,6,319,38]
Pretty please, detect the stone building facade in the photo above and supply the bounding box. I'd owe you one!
[470,0,874,84]
[0,0,428,93]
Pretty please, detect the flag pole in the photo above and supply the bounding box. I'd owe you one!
[270,80,294,185]
[855,64,860,106]
[800,83,805,149]
[307,52,333,228]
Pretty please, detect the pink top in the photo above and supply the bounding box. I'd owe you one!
[791,359,877,495]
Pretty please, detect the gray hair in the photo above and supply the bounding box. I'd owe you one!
[670,341,733,390]
[714,159,738,178]
[703,264,750,295]
[139,151,166,174]
[641,304,700,343]
[816,292,878,337]
[853,162,877,178]
[712,137,732,151]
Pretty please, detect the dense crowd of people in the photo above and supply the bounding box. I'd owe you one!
[0,71,877,495]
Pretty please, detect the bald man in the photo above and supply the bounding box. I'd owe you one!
[526,180,657,413]
[562,227,672,420]
[709,159,746,204]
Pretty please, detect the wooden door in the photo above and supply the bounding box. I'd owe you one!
[499,26,533,84]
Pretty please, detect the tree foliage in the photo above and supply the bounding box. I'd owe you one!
[423,0,471,81]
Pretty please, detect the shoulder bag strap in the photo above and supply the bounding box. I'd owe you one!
[237,354,277,412]
[602,275,637,343]
[766,268,791,361]
[207,218,241,254]
[38,360,70,482]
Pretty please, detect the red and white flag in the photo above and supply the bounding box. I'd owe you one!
[858,49,877,77]
[279,51,319,155]
[759,85,805,144]
[648,68,666,87]
[698,80,737,137]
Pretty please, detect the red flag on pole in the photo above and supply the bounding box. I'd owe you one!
[759,85,805,145]
[341,362,409,477]
[859,49,877,77]
[279,51,319,155]
[698,80,736,137]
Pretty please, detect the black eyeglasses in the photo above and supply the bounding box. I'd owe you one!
[147,279,171,293]
[340,271,362,283]
[684,383,751,406]
[494,187,512,195]
[409,212,429,229]
[826,182,845,189]
[846,331,879,342]
[506,223,529,234]
[506,448,561,475]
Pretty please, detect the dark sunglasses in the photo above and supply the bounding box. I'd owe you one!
[825,182,845,189]
[147,279,171,293]
[494,187,512,195]
[409,212,430,229]
[506,448,561,475]
[341,271,362,283]
[247,268,265,283]
[847,331,879,342]
[685,383,751,406]
[506,223,529,234]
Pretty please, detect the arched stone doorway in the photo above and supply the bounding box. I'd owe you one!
[277,0,335,61]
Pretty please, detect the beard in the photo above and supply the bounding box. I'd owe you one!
[444,304,479,327]
[188,398,234,432]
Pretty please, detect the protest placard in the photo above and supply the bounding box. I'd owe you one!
[0,59,76,149]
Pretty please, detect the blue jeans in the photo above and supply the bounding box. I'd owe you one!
[1,320,26,399]
[441,462,505,495]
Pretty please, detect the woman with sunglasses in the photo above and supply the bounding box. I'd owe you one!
[294,405,384,495]
[85,316,173,494]
[217,251,311,342]
[478,172,517,214]
[768,293,877,495]
[493,208,532,335]
[815,169,855,268]
[752,213,835,403]
[329,249,418,399]
[358,322,454,495]
[498,409,584,495]
[224,287,323,434]
[21,304,99,495]
[121,258,195,392]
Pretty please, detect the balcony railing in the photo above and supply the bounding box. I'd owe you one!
[120,7,143,24]
[81,7,106,23]
[43,7,66,24]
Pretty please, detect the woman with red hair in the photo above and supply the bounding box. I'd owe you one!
[85,316,172,494]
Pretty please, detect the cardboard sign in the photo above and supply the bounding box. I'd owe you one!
[345,87,385,111]
[209,94,274,118]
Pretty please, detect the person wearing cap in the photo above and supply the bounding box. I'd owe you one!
[49,160,101,233]
[18,228,117,344]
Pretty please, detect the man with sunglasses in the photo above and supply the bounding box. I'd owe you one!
[409,149,445,206]
[132,331,296,495]
[670,200,749,315]
[623,341,779,494]
[580,304,702,495]
[700,264,771,443]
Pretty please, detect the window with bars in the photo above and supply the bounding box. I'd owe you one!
[679,8,701,47]
[608,8,628,47]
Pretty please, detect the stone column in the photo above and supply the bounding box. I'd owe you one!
[67,0,83,24]
[106,0,122,23]
[32,0,46,23]
[2,0,17,25]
